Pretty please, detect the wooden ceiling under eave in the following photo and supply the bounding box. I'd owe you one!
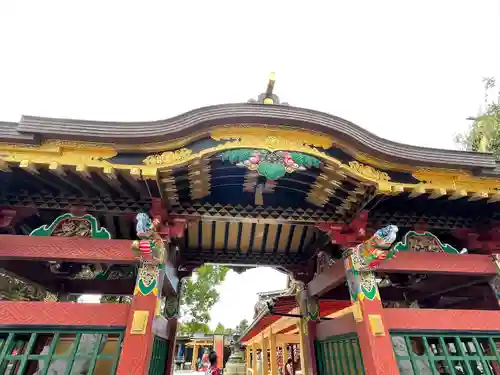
[0,162,160,215]
[177,220,319,267]
[159,156,378,224]
[162,152,380,267]
[366,192,500,230]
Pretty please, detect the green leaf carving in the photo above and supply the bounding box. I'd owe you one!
[220,149,320,180]
[289,152,320,168]
[258,162,287,180]
[220,149,255,164]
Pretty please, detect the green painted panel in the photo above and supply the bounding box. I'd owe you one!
[0,328,123,374]
[391,332,500,375]
[149,336,169,375]
[315,334,364,375]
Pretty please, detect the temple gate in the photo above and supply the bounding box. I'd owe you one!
[0,74,499,374]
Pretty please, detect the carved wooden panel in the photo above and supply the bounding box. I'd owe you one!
[0,301,129,326]
[0,235,136,262]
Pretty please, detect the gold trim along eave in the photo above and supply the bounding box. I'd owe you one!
[0,124,492,173]
[0,140,158,180]
[0,125,499,202]
[0,124,488,176]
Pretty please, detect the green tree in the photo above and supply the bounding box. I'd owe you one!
[180,264,229,327]
[456,77,500,158]
[177,322,211,336]
[100,295,132,303]
[235,319,249,334]
[213,323,233,335]
[213,323,226,334]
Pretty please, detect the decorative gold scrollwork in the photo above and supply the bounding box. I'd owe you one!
[348,161,390,181]
[143,148,193,165]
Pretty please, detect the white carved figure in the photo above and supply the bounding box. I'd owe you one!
[392,336,432,375]
[34,333,107,375]
[256,351,263,375]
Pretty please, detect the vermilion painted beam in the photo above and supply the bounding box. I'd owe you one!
[0,234,136,263]
[308,252,496,297]
[377,252,497,275]
[315,313,357,341]
[0,301,129,327]
[308,261,346,297]
[384,308,500,331]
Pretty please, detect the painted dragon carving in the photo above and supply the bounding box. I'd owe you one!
[344,225,399,302]
[131,213,165,264]
[131,213,166,301]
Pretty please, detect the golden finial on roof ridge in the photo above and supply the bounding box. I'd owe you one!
[248,72,289,106]
[264,72,276,104]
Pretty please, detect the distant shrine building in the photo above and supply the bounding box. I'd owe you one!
[0,74,499,374]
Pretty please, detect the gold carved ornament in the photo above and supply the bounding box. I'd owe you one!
[143,148,193,165]
[348,161,390,181]
[130,310,150,335]
[0,140,119,175]
[143,127,394,194]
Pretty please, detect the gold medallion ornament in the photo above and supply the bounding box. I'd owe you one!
[130,310,150,335]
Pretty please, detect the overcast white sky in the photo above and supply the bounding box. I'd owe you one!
[1,1,499,329]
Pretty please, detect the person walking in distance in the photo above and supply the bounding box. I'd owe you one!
[206,351,222,375]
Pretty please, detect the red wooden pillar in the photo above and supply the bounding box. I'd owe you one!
[297,287,319,375]
[339,225,401,375]
[353,297,399,375]
[345,257,399,374]
[116,263,160,375]
[213,334,224,369]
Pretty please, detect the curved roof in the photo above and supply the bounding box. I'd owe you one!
[240,295,350,343]
[0,102,498,173]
